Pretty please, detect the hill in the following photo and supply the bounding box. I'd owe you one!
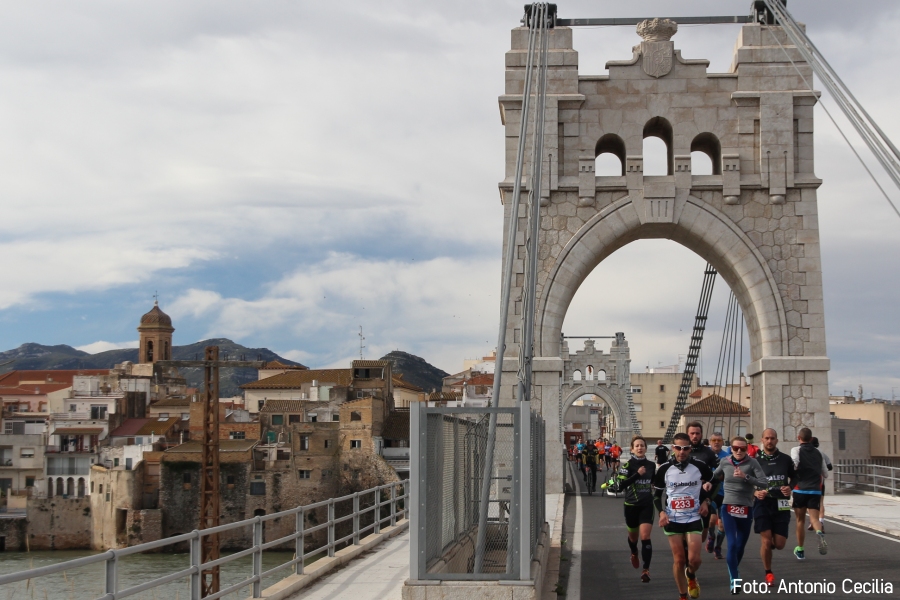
[380,350,448,393]
[0,339,304,398]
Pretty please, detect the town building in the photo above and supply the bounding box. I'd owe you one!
[830,400,900,460]
[629,371,699,441]
[0,434,45,495]
[677,394,750,439]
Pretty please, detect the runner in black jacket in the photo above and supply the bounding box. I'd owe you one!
[611,436,657,583]
[687,421,721,546]
[754,428,797,588]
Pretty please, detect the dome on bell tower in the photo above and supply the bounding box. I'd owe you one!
[137,299,174,364]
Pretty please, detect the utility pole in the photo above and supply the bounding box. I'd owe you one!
[358,326,366,359]
[156,349,264,597]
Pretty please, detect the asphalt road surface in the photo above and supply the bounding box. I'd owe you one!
[559,463,900,600]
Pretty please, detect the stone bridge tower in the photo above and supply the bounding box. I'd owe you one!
[498,20,830,493]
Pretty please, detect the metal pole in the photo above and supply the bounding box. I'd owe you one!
[519,403,532,579]
[104,551,117,598]
[252,518,263,598]
[296,509,305,575]
[327,500,335,557]
[190,533,202,600]
[374,489,382,534]
[353,492,360,545]
[476,3,544,574]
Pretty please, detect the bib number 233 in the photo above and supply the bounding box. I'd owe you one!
[670,497,695,511]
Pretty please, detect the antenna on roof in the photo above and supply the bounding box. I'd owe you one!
[358,326,366,360]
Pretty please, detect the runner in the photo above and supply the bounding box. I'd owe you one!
[791,427,829,558]
[609,436,657,583]
[706,432,730,559]
[604,439,614,471]
[596,438,607,472]
[745,433,760,458]
[581,441,600,494]
[686,421,721,547]
[711,436,768,592]
[577,439,587,482]
[808,436,833,532]
[653,432,715,600]
[655,439,670,465]
[754,428,796,587]
[610,441,622,471]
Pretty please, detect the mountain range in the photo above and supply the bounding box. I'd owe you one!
[0,342,448,398]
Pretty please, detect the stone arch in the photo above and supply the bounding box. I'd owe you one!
[66,477,74,497]
[643,116,674,175]
[48,478,54,498]
[691,132,722,175]
[595,133,626,176]
[77,478,85,498]
[596,369,607,381]
[572,369,582,381]
[55,478,63,497]
[561,385,629,446]
[537,196,788,363]
[585,365,594,380]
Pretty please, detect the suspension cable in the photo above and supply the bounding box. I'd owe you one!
[762,0,900,220]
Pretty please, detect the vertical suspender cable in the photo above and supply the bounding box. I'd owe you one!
[475,3,543,574]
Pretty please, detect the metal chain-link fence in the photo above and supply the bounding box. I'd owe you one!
[411,404,545,581]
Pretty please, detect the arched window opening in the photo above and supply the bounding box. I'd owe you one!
[643,117,674,175]
[66,477,74,497]
[56,478,63,497]
[48,478,55,498]
[573,370,582,381]
[164,341,170,361]
[585,366,594,380]
[146,340,154,363]
[595,133,626,176]
[690,132,722,175]
[77,478,85,498]
[597,369,607,382]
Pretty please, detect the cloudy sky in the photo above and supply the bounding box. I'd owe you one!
[0,0,897,398]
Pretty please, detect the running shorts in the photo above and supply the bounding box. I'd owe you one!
[792,493,821,511]
[701,509,712,529]
[753,500,792,538]
[663,519,703,537]
[624,503,654,532]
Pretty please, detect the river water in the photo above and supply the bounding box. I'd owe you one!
[0,549,311,600]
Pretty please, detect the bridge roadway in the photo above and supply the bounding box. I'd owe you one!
[561,463,900,600]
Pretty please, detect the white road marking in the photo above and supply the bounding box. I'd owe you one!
[827,518,900,543]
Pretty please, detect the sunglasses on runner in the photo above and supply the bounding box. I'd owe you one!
[731,445,748,452]
[672,444,691,451]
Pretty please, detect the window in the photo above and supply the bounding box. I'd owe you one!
[250,482,266,495]
[630,386,642,394]
[838,429,846,451]
[271,415,284,425]
[125,458,132,470]
[309,415,317,423]
[69,404,77,412]
[298,470,311,479]
[660,403,666,410]
[659,385,665,392]
[99,484,104,494]
[229,431,245,440]
[324,439,331,449]
[159,413,169,419]
[356,391,365,398]
[146,340,154,362]
[277,449,290,460]
[183,473,191,484]
[350,440,362,449]
[332,414,340,422]
[300,436,309,450]
[26,476,35,487]
[114,458,120,467]
[258,400,265,411]
[288,414,301,424]
[90,405,107,419]
[181,413,190,421]
[20,448,34,458]
[351,411,362,422]
[91,481,95,493]
[659,421,665,428]
[226,475,235,485]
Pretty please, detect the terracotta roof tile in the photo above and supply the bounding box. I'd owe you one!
[164,440,257,453]
[0,369,110,395]
[259,400,317,413]
[110,419,149,437]
[682,394,750,416]
[151,397,191,408]
[135,417,180,436]
[240,369,352,390]
[689,389,703,398]
[262,360,308,370]
[382,409,409,441]
[352,360,390,368]
[392,375,423,392]
[428,392,462,401]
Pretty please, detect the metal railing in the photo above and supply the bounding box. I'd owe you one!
[410,403,545,581]
[0,479,408,600]
[835,462,900,497]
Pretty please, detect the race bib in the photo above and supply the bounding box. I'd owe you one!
[777,499,791,511]
[726,504,749,518]
[670,496,695,511]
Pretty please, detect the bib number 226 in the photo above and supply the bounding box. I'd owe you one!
[727,504,749,518]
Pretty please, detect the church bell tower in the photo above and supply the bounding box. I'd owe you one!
[138,300,174,364]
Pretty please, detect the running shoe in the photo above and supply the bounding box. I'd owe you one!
[705,534,715,553]
[685,569,700,599]
[817,531,828,555]
[793,546,805,560]
[807,523,813,531]
[730,579,740,595]
[765,572,775,587]
[714,547,724,560]
[631,553,640,569]
[641,569,650,583]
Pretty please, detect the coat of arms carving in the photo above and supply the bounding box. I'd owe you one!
[636,18,678,79]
